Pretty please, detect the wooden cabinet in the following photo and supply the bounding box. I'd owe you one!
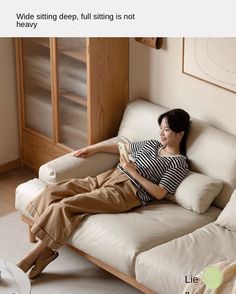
[15,38,129,171]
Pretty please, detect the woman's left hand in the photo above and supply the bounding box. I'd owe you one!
[120,155,137,176]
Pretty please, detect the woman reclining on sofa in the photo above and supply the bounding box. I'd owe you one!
[16,108,190,279]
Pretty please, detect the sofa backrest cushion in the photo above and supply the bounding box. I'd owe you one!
[215,189,236,231]
[118,99,236,209]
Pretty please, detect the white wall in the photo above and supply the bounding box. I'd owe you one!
[0,38,19,165]
[130,38,236,136]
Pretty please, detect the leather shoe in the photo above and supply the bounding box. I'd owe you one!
[16,259,35,273]
[29,251,59,279]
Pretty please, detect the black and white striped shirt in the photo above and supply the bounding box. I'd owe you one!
[118,140,188,205]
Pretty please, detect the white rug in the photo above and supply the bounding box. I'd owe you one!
[0,211,141,294]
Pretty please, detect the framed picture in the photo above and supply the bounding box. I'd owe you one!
[182,38,236,93]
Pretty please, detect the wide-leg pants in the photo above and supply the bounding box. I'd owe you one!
[26,168,141,249]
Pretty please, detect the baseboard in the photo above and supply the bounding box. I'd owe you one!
[0,158,21,173]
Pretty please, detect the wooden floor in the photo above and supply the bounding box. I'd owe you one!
[0,167,36,217]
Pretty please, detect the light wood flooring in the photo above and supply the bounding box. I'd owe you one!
[0,167,36,217]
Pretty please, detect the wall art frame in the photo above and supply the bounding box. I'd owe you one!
[182,38,236,93]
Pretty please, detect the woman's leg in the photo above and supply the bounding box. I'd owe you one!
[28,174,103,220]
[26,169,137,248]
[16,239,60,279]
[16,240,49,272]
[16,174,101,273]
[17,169,141,276]
[29,175,140,249]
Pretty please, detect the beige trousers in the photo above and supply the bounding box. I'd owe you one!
[27,168,141,249]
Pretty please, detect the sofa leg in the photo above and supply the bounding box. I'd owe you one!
[28,225,36,243]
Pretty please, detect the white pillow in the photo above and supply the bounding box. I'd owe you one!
[167,171,224,213]
[215,189,236,232]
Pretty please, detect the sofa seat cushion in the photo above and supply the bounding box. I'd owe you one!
[15,179,220,277]
[68,202,220,276]
[135,223,236,294]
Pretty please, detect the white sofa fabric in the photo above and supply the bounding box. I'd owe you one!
[15,99,236,293]
[215,189,236,232]
[69,203,220,276]
[135,222,236,294]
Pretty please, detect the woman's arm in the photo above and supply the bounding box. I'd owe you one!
[74,141,131,158]
[120,155,168,200]
[131,171,167,200]
[73,141,120,158]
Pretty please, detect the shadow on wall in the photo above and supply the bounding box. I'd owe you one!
[129,38,167,101]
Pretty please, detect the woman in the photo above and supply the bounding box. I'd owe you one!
[16,108,190,278]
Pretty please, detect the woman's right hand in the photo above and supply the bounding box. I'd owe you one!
[73,146,97,158]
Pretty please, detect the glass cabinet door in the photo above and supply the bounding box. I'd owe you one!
[22,38,53,138]
[57,38,88,150]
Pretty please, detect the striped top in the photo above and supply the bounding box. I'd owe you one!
[118,140,189,205]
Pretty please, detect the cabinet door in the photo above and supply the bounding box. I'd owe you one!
[22,38,53,138]
[56,38,88,150]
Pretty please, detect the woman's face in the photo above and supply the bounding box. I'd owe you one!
[159,117,182,146]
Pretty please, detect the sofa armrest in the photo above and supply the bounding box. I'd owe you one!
[39,137,128,183]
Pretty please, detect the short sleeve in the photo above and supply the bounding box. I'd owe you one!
[130,141,149,154]
[159,158,189,194]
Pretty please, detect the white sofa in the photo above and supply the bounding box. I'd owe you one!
[15,99,236,294]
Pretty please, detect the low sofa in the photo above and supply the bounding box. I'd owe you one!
[15,99,236,294]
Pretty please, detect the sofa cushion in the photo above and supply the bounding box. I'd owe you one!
[215,189,236,232]
[135,223,236,294]
[68,202,220,277]
[118,99,167,142]
[187,118,236,209]
[167,171,224,213]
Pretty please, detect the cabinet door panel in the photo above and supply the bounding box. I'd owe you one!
[22,38,53,138]
[58,97,88,150]
[57,38,88,150]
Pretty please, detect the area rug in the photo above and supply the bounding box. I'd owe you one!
[0,211,141,294]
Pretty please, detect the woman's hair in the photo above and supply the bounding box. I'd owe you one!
[158,108,190,156]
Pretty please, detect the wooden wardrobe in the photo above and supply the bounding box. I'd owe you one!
[15,38,129,171]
